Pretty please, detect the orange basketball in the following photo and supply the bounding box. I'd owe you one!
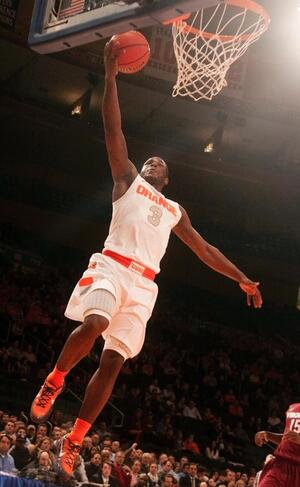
[111,31,150,74]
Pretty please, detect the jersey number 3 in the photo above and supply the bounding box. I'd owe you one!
[148,205,163,227]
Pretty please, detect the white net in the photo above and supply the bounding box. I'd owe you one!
[171,1,270,101]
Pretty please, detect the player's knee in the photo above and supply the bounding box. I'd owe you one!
[83,314,109,337]
[100,349,125,373]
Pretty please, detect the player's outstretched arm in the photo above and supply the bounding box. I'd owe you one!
[102,40,137,190]
[172,206,263,308]
[255,431,283,446]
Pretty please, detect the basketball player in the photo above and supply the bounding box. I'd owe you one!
[255,403,300,485]
[30,39,262,477]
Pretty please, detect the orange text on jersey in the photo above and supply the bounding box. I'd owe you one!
[137,185,177,216]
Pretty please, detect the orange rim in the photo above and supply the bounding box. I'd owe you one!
[163,0,270,43]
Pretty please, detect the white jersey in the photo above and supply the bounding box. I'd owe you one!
[103,174,182,274]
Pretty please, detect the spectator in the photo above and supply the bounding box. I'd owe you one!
[162,473,176,487]
[73,454,88,483]
[21,450,56,483]
[113,449,131,487]
[111,440,121,460]
[131,459,142,487]
[81,435,93,461]
[29,435,55,465]
[100,460,119,487]
[51,426,63,441]
[3,420,16,440]
[91,431,101,447]
[9,431,31,471]
[0,433,15,473]
[147,463,160,487]
[179,463,200,487]
[141,452,152,473]
[36,424,48,438]
[158,460,178,483]
[183,435,201,455]
[205,441,220,461]
[183,401,202,421]
[26,425,36,443]
[85,451,102,483]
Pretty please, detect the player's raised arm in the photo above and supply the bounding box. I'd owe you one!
[172,206,263,308]
[102,40,138,188]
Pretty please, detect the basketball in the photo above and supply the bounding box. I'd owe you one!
[111,31,150,74]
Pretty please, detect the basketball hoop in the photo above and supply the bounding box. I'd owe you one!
[164,0,270,101]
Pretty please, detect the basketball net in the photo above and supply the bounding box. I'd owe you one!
[167,0,270,101]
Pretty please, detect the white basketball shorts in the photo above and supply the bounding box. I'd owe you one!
[64,253,158,360]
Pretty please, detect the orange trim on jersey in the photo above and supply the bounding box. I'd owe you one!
[79,277,94,287]
[103,250,156,281]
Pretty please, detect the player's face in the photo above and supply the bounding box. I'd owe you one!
[140,157,169,188]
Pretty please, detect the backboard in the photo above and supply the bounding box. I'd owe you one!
[28,0,221,53]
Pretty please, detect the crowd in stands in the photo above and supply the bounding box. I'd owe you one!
[1,246,300,486]
[0,411,261,486]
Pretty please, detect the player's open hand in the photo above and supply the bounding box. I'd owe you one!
[255,431,268,446]
[104,39,121,78]
[283,430,300,444]
[239,278,262,308]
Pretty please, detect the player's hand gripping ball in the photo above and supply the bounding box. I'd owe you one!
[111,30,150,74]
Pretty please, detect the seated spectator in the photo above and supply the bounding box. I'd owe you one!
[147,463,160,487]
[158,460,178,483]
[162,474,177,487]
[21,450,57,483]
[2,420,16,440]
[85,451,102,483]
[81,435,93,461]
[178,462,190,480]
[111,440,121,460]
[9,431,31,471]
[91,431,101,447]
[73,454,88,483]
[29,435,55,465]
[26,425,36,443]
[112,449,131,487]
[141,452,152,473]
[101,446,113,463]
[179,463,200,487]
[158,453,169,472]
[226,469,236,484]
[131,459,142,487]
[205,441,220,461]
[100,460,120,487]
[36,423,48,438]
[51,426,63,441]
[183,435,200,455]
[183,401,202,421]
[0,433,15,473]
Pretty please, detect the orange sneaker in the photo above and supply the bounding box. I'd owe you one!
[30,380,65,423]
[55,435,82,477]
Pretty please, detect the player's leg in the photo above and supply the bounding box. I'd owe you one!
[30,288,116,423]
[55,272,157,477]
[56,345,125,477]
